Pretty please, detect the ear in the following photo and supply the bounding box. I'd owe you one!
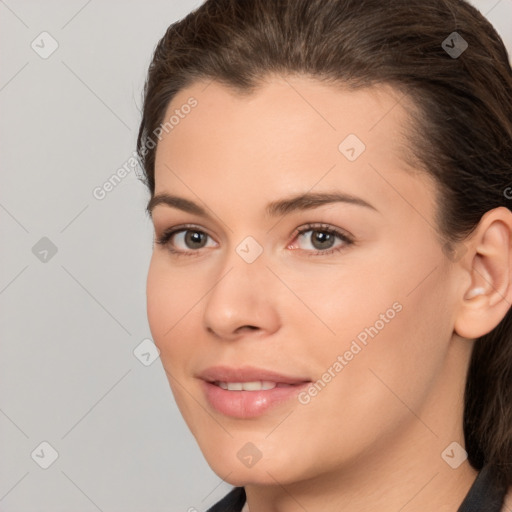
[454,207,512,339]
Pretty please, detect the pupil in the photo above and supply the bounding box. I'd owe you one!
[187,231,205,248]
[313,231,333,250]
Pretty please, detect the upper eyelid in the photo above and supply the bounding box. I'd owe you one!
[157,222,348,237]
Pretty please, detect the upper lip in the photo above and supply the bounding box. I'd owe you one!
[198,365,311,384]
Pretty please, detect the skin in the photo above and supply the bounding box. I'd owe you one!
[146,75,512,512]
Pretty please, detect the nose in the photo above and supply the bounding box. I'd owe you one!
[202,248,281,341]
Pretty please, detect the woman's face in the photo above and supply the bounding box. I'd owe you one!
[147,76,470,486]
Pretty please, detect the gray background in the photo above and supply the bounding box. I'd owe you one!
[1,1,511,511]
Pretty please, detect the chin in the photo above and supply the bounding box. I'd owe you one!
[196,438,310,487]
[207,459,290,487]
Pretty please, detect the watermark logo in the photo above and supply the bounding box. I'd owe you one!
[237,442,263,468]
[92,154,140,200]
[236,236,263,263]
[133,338,160,367]
[93,97,198,201]
[442,32,468,59]
[339,134,366,162]
[31,31,59,59]
[441,441,468,469]
[441,240,468,263]
[32,237,58,263]
[31,441,59,469]
[138,97,198,160]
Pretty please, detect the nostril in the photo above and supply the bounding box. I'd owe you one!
[238,325,259,332]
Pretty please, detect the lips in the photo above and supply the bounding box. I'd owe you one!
[198,365,311,385]
[197,365,311,418]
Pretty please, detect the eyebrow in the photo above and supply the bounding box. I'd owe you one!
[147,191,377,219]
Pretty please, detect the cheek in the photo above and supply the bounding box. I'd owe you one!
[146,256,171,341]
[146,256,201,416]
[297,244,452,415]
[146,255,196,356]
[283,257,401,352]
[288,280,451,472]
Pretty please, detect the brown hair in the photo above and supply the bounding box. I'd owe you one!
[137,0,512,487]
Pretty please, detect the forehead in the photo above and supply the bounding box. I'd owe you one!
[153,76,436,223]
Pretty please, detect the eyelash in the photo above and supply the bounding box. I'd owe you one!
[155,223,355,258]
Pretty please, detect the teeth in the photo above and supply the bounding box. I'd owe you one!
[216,381,278,391]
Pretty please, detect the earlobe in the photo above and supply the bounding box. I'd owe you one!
[454,207,512,340]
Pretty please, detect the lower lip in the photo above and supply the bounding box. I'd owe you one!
[201,380,310,418]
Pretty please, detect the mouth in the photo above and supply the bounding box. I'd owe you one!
[212,381,298,391]
[198,366,311,418]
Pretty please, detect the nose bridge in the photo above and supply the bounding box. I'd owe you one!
[217,231,268,290]
[202,233,280,338]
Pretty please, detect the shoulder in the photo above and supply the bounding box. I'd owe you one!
[206,487,246,512]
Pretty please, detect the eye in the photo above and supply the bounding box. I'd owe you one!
[289,223,354,256]
[156,224,217,256]
[155,222,354,258]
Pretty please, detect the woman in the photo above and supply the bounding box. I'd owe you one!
[137,0,512,510]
